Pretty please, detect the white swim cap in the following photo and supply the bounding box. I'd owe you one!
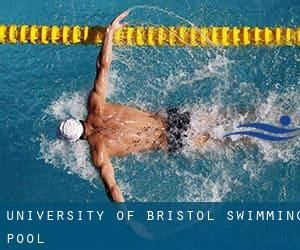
[58,118,84,142]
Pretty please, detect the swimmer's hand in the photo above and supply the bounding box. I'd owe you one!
[107,10,129,33]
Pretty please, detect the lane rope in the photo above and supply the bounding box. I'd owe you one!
[0,25,299,46]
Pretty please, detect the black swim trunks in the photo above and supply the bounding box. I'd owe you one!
[166,108,191,153]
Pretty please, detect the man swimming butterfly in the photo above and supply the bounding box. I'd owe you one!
[58,11,210,202]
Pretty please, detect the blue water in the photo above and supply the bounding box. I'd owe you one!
[0,0,299,202]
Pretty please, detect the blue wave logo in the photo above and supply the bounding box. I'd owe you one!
[224,116,300,141]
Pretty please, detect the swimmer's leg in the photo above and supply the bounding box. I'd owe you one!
[192,132,211,147]
[190,115,216,147]
[192,133,254,148]
[189,108,259,148]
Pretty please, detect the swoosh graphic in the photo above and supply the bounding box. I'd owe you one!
[237,123,300,134]
[224,131,297,141]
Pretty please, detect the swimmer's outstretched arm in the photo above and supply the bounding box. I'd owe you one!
[92,143,125,202]
[93,11,129,101]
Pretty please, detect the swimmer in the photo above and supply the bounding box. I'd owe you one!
[58,11,210,202]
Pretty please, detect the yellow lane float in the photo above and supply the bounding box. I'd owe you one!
[0,25,299,46]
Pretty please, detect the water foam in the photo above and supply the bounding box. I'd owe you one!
[38,6,299,202]
[183,89,300,162]
[39,87,300,202]
[39,92,98,185]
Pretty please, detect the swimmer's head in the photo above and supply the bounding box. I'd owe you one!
[57,118,84,142]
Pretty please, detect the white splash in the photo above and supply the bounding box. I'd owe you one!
[39,92,98,185]
[45,92,87,120]
[38,89,300,202]
[39,134,97,182]
[176,164,234,202]
[182,90,300,163]
[37,6,299,202]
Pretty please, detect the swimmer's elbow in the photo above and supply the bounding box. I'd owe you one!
[92,156,104,170]
[100,57,111,70]
[96,57,110,72]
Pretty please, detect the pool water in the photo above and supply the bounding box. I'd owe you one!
[0,0,299,202]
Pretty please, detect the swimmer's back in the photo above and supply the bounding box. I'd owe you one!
[86,102,168,157]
